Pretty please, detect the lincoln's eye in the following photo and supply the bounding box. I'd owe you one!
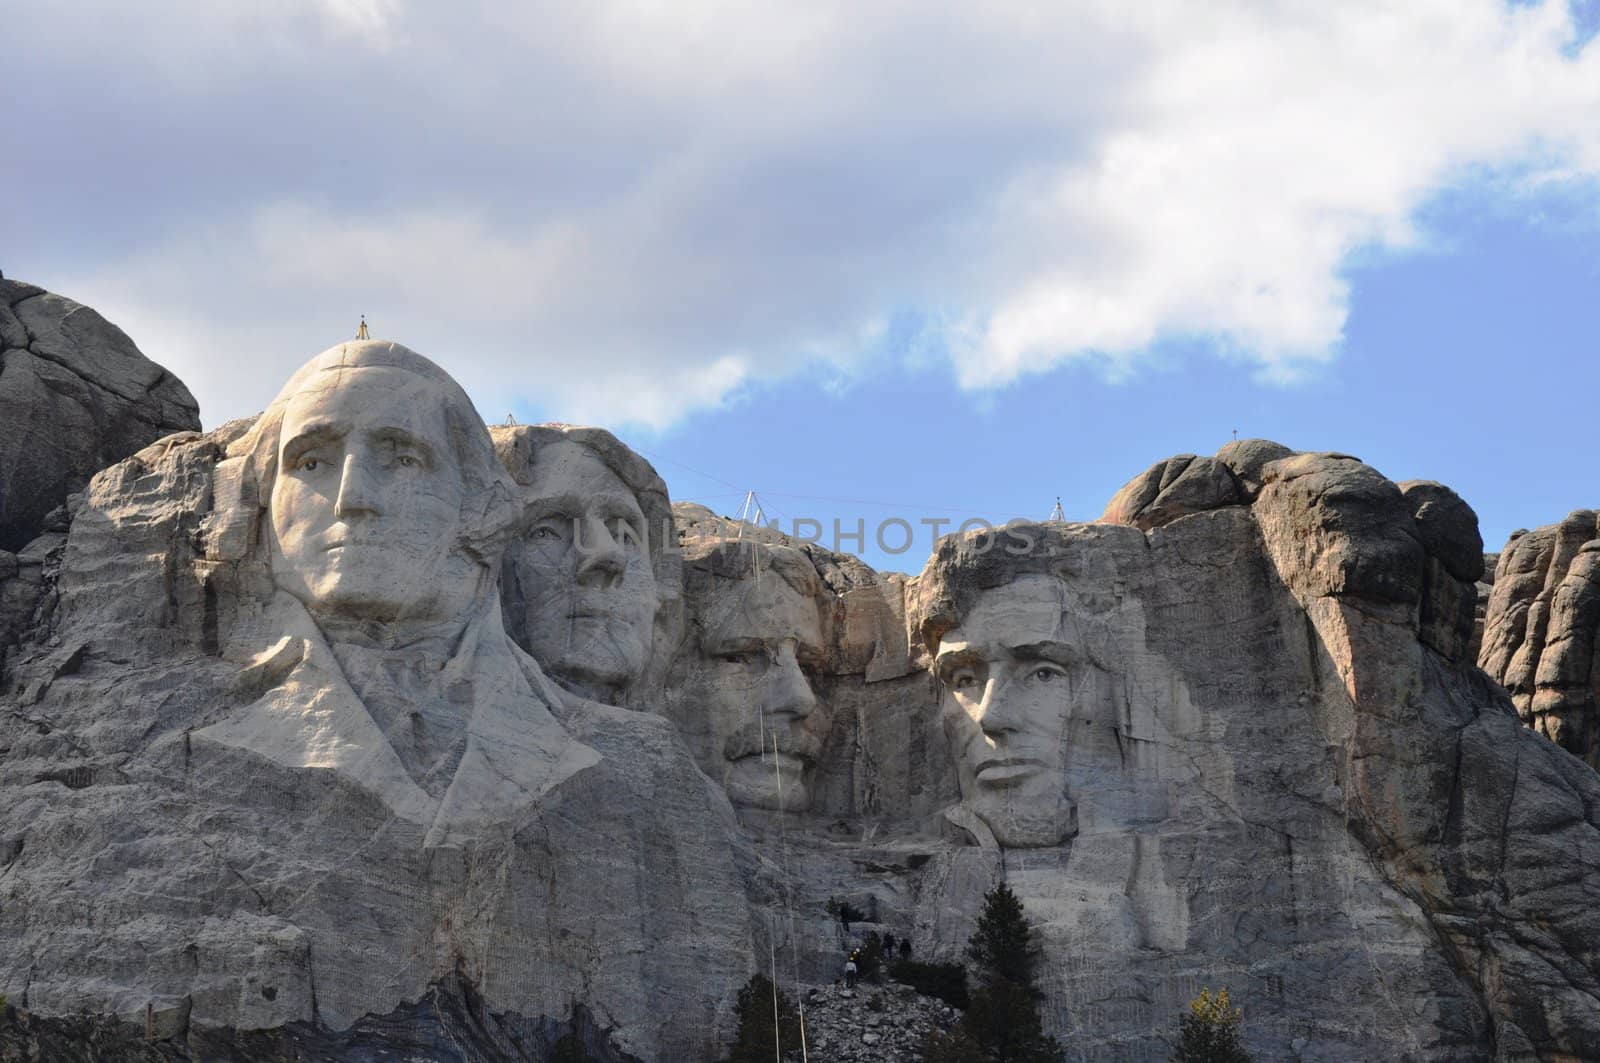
[1031,665,1066,682]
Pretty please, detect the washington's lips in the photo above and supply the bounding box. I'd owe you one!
[973,756,1047,785]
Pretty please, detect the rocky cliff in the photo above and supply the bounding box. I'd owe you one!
[1480,512,1600,770]
[0,309,1597,1062]
[0,279,199,675]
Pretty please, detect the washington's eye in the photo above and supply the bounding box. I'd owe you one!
[298,457,323,472]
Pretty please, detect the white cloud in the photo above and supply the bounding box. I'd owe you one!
[21,0,1600,428]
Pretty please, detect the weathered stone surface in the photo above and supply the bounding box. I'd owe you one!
[0,345,750,1062]
[907,444,1600,1061]
[1469,551,1499,664]
[5,337,1600,1063]
[0,975,641,1061]
[1480,511,1600,767]
[1213,437,1294,498]
[1401,480,1485,583]
[0,278,198,552]
[1100,454,1241,530]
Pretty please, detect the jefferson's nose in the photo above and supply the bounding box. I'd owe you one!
[575,515,626,589]
[762,643,817,723]
[334,453,384,518]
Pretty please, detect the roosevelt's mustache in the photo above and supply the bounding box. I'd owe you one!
[723,721,825,764]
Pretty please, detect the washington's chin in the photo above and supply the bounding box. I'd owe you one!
[294,582,446,624]
[724,755,813,811]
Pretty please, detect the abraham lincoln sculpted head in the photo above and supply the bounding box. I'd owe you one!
[919,528,1136,849]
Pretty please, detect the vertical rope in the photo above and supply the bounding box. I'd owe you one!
[773,734,809,1062]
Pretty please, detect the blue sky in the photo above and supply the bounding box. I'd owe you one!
[586,184,1600,571]
[6,1,1599,573]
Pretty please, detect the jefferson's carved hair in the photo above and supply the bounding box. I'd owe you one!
[490,423,676,585]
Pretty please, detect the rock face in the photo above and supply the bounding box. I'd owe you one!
[0,278,198,551]
[1480,513,1600,767]
[0,279,199,673]
[3,335,1600,1063]
[0,344,750,1062]
[1040,445,1598,1060]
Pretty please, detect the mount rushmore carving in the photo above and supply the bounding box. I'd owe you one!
[1,311,1598,1062]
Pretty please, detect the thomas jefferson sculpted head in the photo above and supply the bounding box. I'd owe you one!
[492,425,674,706]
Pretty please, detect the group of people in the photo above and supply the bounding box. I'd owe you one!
[842,932,914,988]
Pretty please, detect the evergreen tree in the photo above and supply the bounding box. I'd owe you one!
[1171,988,1252,1063]
[549,1032,590,1063]
[966,882,1041,988]
[919,882,1064,1063]
[726,973,804,1063]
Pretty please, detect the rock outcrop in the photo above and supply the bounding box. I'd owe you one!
[0,279,199,674]
[0,279,198,552]
[3,326,1599,1063]
[1480,511,1600,768]
[0,346,751,1062]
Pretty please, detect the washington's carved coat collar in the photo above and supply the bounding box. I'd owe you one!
[194,591,600,847]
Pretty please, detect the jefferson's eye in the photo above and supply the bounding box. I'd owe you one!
[396,455,421,469]
[533,526,556,540]
[613,518,643,549]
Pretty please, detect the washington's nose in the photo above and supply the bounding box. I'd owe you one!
[575,514,626,589]
[334,453,384,518]
[762,644,817,723]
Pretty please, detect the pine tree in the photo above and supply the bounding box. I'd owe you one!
[1171,988,1252,1063]
[919,882,1063,1063]
[726,973,804,1063]
[550,1032,590,1063]
[966,883,1041,987]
